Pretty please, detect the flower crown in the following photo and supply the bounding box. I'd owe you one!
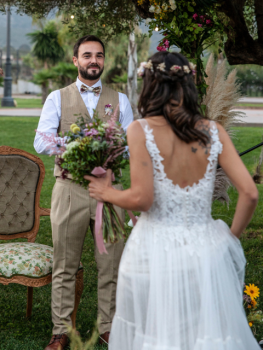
[137,60,196,77]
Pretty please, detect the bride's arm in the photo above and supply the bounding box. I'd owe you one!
[217,123,258,238]
[84,120,154,211]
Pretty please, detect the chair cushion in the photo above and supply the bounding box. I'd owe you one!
[0,242,83,278]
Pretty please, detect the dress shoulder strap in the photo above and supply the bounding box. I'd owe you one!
[209,120,223,153]
[137,118,149,131]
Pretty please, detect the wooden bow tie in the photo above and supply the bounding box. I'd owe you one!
[80,84,101,95]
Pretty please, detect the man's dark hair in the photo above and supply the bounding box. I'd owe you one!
[73,35,105,58]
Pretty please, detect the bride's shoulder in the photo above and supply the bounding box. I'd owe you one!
[127,120,146,143]
[127,120,144,133]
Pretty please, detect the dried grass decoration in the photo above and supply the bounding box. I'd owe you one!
[202,54,245,204]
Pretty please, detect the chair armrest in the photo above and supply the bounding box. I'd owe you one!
[39,208,51,216]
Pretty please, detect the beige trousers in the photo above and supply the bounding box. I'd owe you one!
[50,178,125,335]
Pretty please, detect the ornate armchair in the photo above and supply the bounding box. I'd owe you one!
[0,146,83,327]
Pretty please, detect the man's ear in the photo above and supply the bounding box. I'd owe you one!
[72,56,78,67]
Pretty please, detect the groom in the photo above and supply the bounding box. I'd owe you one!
[34,35,133,350]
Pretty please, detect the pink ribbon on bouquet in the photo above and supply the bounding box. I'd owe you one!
[127,210,138,226]
[91,166,110,255]
[91,166,139,255]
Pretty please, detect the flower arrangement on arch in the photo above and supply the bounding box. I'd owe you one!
[142,0,225,99]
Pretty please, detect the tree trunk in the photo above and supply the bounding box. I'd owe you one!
[127,32,138,119]
[42,83,48,104]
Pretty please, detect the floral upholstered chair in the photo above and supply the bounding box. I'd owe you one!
[0,146,83,327]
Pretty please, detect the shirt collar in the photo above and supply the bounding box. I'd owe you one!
[76,77,102,93]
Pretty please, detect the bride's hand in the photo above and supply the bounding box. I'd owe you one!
[84,169,112,202]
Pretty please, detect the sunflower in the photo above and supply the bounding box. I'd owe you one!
[245,284,260,301]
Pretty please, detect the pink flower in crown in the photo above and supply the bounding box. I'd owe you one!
[157,45,167,52]
[193,13,198,20]
[105,104,113,117]
[197,23,202,27]
[170,65,182,72]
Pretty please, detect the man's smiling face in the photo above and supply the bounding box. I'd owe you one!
[73,41,105,81]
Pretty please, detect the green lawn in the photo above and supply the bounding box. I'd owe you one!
[235,103,263,108]
[0,118,263,348]
[0,98,42,109]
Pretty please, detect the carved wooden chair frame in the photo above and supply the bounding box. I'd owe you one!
[0,146,83,327]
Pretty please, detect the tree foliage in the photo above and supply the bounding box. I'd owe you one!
[0,0,140,41]
[0,0,262,67]
[27,21,64,67]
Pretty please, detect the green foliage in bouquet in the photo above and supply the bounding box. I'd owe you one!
[51,111,130,247]
[59,112,129,189]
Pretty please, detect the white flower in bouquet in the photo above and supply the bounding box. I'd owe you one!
[61,150,69,159]
[102,122,110,128]
[66,141,80,152]
[98,126,105,133]
[91,140,100,151]
[149,5,155,12]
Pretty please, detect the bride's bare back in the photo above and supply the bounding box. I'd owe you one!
[144,116,211,189]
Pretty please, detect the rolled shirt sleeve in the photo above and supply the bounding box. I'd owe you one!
[34,91,66,155]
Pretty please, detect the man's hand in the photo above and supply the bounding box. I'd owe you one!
[84,169,112,202]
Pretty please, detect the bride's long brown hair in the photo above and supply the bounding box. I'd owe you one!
[138,51,209,145]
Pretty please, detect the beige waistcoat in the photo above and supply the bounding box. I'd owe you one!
[54,82,120,178]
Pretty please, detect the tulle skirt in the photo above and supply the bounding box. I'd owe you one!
[109,214,260,350]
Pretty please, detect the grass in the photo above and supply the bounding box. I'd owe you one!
[2,99,263,110]
[235,103,263,108]
[0,98,42,109]
[0,118,263,348]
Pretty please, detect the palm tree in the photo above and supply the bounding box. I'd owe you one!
[51,62,78,88]
[27,21,64,69]
[32,69,55,104]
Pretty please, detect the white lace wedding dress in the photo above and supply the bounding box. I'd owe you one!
[109,120,260,350]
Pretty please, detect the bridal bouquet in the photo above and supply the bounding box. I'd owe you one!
[38,107,129,254]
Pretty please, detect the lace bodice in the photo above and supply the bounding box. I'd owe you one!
[138,119,223,229]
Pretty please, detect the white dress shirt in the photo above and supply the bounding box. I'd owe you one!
[34,78,134,155]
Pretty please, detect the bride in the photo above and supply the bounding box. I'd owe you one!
[85,52,260,349]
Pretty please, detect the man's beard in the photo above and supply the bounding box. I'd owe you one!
[78,63,104,81]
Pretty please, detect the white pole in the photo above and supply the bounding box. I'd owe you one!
[127,32,138,118]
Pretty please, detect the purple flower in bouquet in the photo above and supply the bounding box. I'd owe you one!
[85,128,99,136]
